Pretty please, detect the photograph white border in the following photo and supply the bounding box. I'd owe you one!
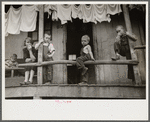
[2,1,149,120]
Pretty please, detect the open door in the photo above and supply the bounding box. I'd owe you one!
[67,18,95,84]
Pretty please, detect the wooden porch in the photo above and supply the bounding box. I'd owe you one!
[5,84,146,99]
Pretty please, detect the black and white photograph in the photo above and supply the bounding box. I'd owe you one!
[2,1,148,120]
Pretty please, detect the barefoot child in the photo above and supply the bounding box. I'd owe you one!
[35,33,55,85]
[76,35,95,85]
[111,25,137,80]
[20,37,37,85]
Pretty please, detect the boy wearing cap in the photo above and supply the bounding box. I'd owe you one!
[76,35,95,85]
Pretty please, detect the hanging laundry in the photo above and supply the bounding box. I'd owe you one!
[20,5,38,32]
[57,4,72,24]
[93,4,110,23]
[44,4,58,20]
[5,6,22,35]
[106,4,122,15]
[5,5,38,36]
[5,13,9,36]
[5,4,123,36]
[72,4,83,19]
[81,4,96,23]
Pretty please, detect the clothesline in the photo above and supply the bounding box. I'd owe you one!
[44,4,122,24]
[5,4,122,36]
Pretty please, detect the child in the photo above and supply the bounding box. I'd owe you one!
[76,35,95,85]
[20,37,37,85]
[35,33,55,85]
[5,54,18,68]
[111,25,137,79]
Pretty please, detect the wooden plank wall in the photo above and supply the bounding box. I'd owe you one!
[130,15,146,84]
[5,32,28,59]
[93,13,146,84]
[52,21,67,84]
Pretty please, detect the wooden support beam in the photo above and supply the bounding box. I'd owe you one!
[122,5,142,85]
[37,5,44,85]
[11,70,14,78]
[18,60,139,67]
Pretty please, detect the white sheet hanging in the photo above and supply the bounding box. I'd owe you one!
[20,5,37,32]
[5,5,38,36]
[5,6,22,35]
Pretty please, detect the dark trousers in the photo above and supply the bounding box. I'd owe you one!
[43,57,53,83]
[114,42,134,80]
[76,54,91,82]
[76,53,91,69]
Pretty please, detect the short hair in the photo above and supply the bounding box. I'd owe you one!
[24,37,32,46]
[44,33,51,37]
[81,35,90,42]
[115,25,125,30]
[11,54,17,59]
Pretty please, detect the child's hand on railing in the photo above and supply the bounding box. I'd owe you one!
[91,58,95,61]
[39,38,44,43]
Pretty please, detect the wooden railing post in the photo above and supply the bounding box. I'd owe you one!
[37,5,44,85]
[122,5,142,85]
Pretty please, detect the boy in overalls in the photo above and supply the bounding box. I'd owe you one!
[76,35,95,85]
[111,25,137,80]
[35,33,55,84]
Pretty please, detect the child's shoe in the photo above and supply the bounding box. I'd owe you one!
[26,81,33,85]
[20,81,28,86]
[82,67,88,75]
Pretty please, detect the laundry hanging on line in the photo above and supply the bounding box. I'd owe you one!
[5,5,38,36]
[5,4,122,36]
[45,4,122,24]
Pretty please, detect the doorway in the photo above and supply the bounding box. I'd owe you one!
[66,18,95,84]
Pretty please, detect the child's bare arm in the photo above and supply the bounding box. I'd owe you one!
[5,61,10,67]
[47,51,55,58]
[87,46,95,61]
[35,38,44,50]
[126,31,137,41]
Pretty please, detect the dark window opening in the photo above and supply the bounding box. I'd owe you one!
[66,18,95,84]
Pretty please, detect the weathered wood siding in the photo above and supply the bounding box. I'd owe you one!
[5,32,28,59]
[93,13,146,84]
[52,21,67,84]
[130,13,146,84]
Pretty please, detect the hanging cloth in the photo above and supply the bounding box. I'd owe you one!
[72,4,83,19]
[5,5,38,36]
[20,5,38,32]
[5,13,9,36]
[57,4,72,24]
[5,6,22,35]
[81,4,96,23]
[93,4,111,23]
[106,4,122,15]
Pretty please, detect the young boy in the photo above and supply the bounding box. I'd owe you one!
[5,54,18,68]
[111,25,137,80]
[35,33,55,85]
[76,35,95,85]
